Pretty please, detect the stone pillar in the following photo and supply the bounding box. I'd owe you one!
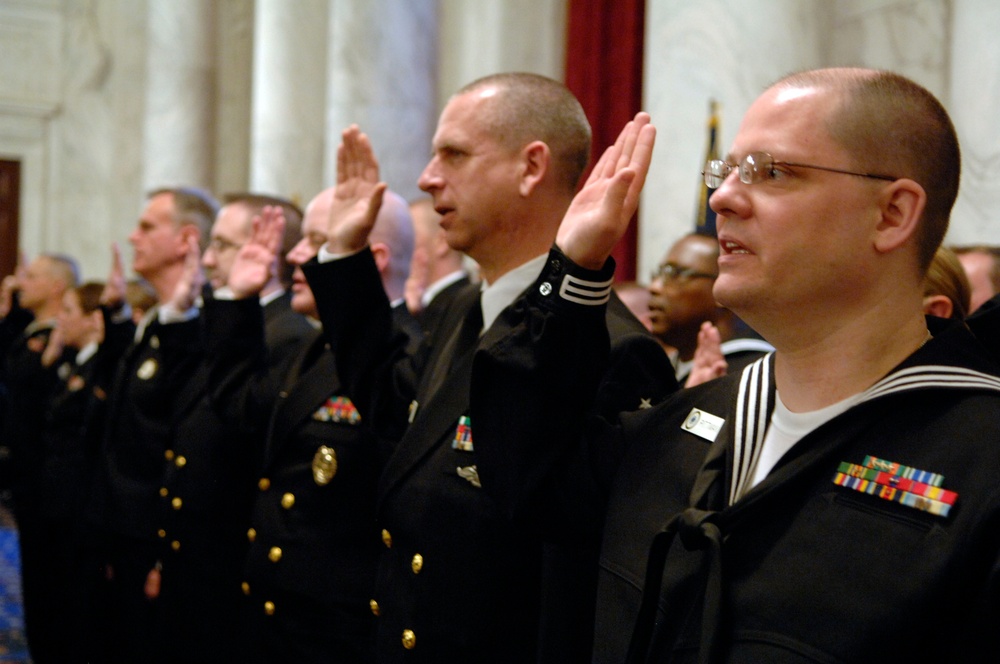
[142,0,216,193]
[947,0,1000,243]
[325,0,438,203]
[248,0,328,205]
[437,0,567,107]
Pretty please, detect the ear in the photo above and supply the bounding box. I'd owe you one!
[177,224,201,257]
[518,141,551,197]
[873,178,926,255]
[371,242,391,275]
[87,309,105,335]
[922,293,954,319]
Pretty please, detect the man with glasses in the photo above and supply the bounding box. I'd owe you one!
[203,193,313,372]
[473,68,1000,662]
[648,232,771,384]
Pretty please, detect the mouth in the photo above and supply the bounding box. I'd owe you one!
[719,238,752,255]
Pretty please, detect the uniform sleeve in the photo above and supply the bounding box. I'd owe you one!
[471,246,677,534]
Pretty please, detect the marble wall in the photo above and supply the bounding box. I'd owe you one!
[1,0,997,280]
[640,0,999,277]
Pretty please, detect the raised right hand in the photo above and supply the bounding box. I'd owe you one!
[100,242,127,308]
[324,124,388,254]
[228,206,285,299]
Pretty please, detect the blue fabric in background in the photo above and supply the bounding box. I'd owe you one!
[0,506,29,662]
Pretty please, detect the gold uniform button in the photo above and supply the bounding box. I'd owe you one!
[369,599,380,616]
[411,553,423,574]
[164,449,174,461]
[247,527,257,542]
[401,629,416,650]
[171,497,183,510]
[263,601,275,616]
[157,529,166,539]
[170,540,180,551]
[258,477,271,491]
[174,455,187,468]
[241,581,250,596]
[381,529,392,548]
[158,487,168,497]
[268,546,282,563]
[281,493,295,509]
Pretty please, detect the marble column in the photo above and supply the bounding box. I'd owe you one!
[214,0,255,198]
[324,0,438,203]
[437,0,567,107]
[248,0,328,206]
[947,0,1000,243]
[141,0,216,193]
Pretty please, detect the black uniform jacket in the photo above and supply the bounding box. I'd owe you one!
[475,250,1000,664]
[88,310,205,548]
[304,248,676,663]
[156,292,313,579]
[204,294,382,662]
[967,290,1000,365]
[0,304,70,509]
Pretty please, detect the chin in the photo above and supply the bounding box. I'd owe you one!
[291,295,315,316]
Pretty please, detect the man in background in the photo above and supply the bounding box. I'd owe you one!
[648,232,770,384]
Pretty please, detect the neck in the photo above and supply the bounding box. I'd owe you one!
[144,262,185,304]
[476,199,565,283]
[30,302,61,322]
[770,309,928,412]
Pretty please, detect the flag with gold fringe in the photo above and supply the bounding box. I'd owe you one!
[696,100,720,237]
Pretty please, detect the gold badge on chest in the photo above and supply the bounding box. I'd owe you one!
[137,358,158,380]
[312,445,338,485]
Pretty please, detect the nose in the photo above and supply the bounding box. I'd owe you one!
[285,238,309,267]
[648,278,664,297]
[201,247,216,268]
[417,157,442,193]
[708,171,750,224]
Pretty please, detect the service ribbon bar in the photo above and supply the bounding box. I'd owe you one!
[862,455,944,487]
[452,415,474,452]
[833,458,958,518]
[312,395,361,424]
[836,462,958,505]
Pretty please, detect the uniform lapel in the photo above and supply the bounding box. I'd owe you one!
[265,335,341,467]
[378,306,480,503]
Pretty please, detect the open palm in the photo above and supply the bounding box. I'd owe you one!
[229,206,284,299]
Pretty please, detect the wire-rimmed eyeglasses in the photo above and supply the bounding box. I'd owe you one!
[702,152,898,188]
[207,237,244,254]
[651,263,717,283]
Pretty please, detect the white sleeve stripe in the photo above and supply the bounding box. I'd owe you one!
[559,274,613,306]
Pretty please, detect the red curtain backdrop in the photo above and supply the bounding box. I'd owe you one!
[564,0,646,282]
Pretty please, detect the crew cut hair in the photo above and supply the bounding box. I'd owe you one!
[457,72,593,193]
[775,68,960,272]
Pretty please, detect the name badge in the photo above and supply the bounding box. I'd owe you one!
[681,408,725,442]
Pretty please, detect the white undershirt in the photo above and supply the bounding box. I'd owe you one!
[751,390,861,487]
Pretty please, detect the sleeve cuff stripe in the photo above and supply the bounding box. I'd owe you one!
[559,274,613,306]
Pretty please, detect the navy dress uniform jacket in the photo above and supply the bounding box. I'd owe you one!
[151,293,310,662]
[303,248,676,663]
[474,251,1000,664]
[204,294,381,664]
